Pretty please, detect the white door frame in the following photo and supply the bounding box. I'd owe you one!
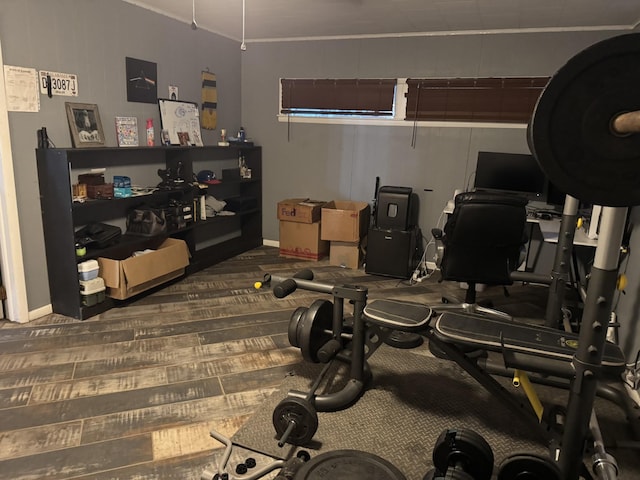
[0,39,30,323]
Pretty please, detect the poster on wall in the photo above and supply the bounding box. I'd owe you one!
[126,57,157,104]
[201,71,217,129]
[3,65,40,112]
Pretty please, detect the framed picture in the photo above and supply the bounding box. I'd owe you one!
[126,57,157,104]
[65,102,105,148]
[158,98,202,145]
[177,131,191,146]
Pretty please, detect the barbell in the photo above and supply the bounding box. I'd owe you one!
[529,32,640,207]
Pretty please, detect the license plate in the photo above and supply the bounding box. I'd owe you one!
[39,70,78,96]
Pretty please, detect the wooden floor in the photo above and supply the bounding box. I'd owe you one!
[0,246,552,480]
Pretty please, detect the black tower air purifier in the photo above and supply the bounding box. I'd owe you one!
[365,226,421,279]
[375,186,418,230]
[365,185,421,279]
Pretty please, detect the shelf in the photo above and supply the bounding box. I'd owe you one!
[72,187,191,212]
[37,145,262,320]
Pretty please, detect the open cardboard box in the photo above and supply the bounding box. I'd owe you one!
[98,238,190,300]
[321,200,371,242]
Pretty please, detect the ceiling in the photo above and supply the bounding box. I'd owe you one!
[124,0,640,43]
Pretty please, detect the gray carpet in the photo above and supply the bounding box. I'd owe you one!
[232,343,640,479]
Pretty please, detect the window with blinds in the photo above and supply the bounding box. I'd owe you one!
[280,78,397,117]
[405,77,549,123]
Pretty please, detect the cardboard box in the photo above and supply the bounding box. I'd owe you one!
[321,201,371,242]
[98,238,190,300]
[279,221,329,261]
[277,198,327,224]
[330,237,367,269]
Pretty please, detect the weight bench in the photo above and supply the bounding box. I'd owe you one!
[363,298,626,381]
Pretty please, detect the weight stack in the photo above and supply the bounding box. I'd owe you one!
[365,226,421,279]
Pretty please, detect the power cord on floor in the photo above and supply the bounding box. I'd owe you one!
[411,237,436,284]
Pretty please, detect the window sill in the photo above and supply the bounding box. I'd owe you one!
[276,115,527,129]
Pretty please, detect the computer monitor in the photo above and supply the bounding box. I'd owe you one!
[474,151,547,202]
[546,180,567,208]
[546,180,592,211]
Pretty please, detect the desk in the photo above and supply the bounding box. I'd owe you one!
[537,219,598,247]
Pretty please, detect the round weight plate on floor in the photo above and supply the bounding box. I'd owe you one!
[384,330,424,349]
[530,33,640,207]
[299,299,334,363]
[432,429,494,480]
[288,306,308,348]
[272,397,318,447]
[497,454,562,480]
[295,450,407,480]
[423,469,474,480]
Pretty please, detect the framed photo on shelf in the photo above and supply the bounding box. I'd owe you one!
[158,98,202,145]
[65,102,105,148]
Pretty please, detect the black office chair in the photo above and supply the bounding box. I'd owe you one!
[431,191,528,320]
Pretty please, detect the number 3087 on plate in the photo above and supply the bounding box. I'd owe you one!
[38,70,78,97]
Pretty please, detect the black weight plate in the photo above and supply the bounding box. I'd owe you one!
[423,469,473,480]
[497,454,561,480]
[299,299,333,363]
[289,306,308,348]
[384,330,424,349]
[432,429,494,480]
[295,450,407,480]
[272,397,318,446]
[530,32,640,207]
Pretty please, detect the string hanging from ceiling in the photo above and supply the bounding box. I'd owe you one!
[241,0,247,50]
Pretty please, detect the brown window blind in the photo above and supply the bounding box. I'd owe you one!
[405,77,549,123]
[281,79,396,116]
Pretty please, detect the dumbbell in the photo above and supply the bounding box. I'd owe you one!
[423,429,494,480]
[272,360,336,447]
[497,454,562,480]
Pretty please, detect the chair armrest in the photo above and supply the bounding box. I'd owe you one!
[431,228,444,268]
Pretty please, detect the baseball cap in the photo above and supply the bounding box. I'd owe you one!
[197,170,221,185]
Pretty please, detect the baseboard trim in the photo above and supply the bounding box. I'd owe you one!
[263,239,279,248]
[29,304,52,322]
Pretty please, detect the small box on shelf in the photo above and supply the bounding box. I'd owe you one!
[77,259,99,281]
[80,277,106,306]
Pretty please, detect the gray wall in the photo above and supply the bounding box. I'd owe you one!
[240,29,640,361]
[240,31,619,243]
[1,0,242,311]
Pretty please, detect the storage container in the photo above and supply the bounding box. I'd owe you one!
[98,238,190,300]
[78,259,100,280]
[80,277,106,306]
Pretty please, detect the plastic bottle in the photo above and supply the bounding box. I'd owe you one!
[146,119,154,146]
[238,126,246,142]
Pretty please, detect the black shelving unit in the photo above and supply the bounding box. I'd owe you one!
[36,145,262,319]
